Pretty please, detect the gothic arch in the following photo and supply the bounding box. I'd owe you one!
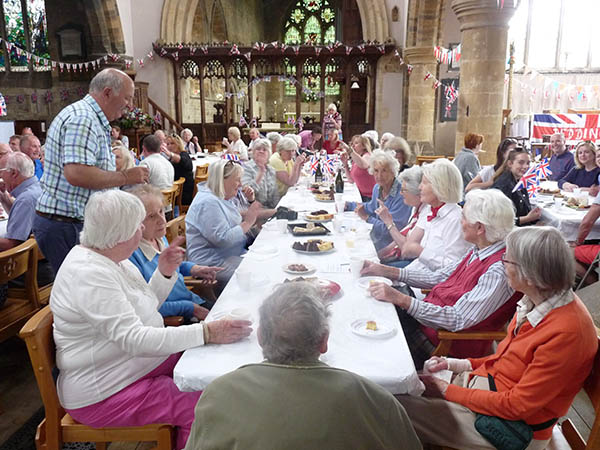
[160,0,389,43]
[86,0,125,54]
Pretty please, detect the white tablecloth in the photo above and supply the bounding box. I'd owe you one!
[174,181,424,396]
[537,193,600,241]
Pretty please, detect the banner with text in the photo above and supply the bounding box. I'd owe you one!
[532,114,600,145]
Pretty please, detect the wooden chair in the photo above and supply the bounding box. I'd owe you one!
[0,238,41,344]
[19,306,174,450]
[193,164,209,198]
[161,185,178,220]
[416,155,454,165]
[165,214,217,303]
[173,177,185,214]
[431,330,508,357]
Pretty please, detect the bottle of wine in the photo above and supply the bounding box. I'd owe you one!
[315,159,323,183]
[335,168,344,193]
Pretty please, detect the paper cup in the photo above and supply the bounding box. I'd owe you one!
[236,269,252,291]
[350,257,364,278]
[227,307,251,321]
[334,193,343,202]
[276,219,288,233]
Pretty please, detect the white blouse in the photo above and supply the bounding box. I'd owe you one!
[407,203,470,273]
[51,246,206,409]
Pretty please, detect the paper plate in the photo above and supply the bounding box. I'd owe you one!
[350,319,397,339]
[356,276,393,290]
[293,247,336,255]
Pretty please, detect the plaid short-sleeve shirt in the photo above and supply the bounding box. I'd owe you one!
[37,95,115,220]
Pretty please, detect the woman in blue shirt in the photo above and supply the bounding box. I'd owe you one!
[346,150,412,251]
[186,159,260,284]
[559,141,600,191]
[128,185,222,321]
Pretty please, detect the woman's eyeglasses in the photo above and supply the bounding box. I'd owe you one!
[501,255,519,267]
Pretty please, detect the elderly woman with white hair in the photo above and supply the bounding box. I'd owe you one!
[184,282,422,449]
[180,128,200,155]
[241,138,279,209]
[376,166,425,268]
[380,132,395,149]
[112,144,135,172]
[396,227,598,450]
[363,189,519,367]
[384,136,412,173]
[186,159,260,283]
[322,103,343,142]
[266,132,282,154]
[269,136,306,197]
[50,190,252,450]
[346,150,411,251]
[395,158,469,272]
[222,126,248,161]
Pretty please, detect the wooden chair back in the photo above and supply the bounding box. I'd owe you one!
[173,177,185,212]
[0,238,40,343]
[161,185,178,219]
[193,164,209,198]
[558,335,600,450]
[19,306,174,450]
[166,214,186,247]
[416,155,454,165]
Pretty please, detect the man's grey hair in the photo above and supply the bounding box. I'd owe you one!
[266,132,282,144]
[277,136,298,153]
[506,226,574,297]
[463,189,515,243]
[259,282,330,365]
[422,158,464,204]
[89,68,127,95]
[3,151,34,178]
[252,138,272,157]
[80,190,145,250]
[207,159,243,199]
[19,134,39,151]
[369,149,400,176]
[398,165,423,196]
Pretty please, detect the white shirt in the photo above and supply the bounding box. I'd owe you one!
[407,203,470,272]
[139,153,175,189]
[479,165,496,183]
[230,139,249,161]
[51,246,206,409]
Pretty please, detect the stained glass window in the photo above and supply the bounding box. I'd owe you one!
[284,0,336,46]
[1,0,50,72]
[4,0,27,70]
[27,0,50,71]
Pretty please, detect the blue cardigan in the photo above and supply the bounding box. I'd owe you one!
[129,237,205,319]
[347,179,412,250]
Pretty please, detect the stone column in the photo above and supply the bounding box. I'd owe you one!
[452,0,516,164]
[404,47,438,154]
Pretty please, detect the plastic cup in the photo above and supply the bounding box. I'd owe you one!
[554,198,562,209]
[349,257,364,278]
[333,215,343,233]
[276,219,288,233]
[334,193,343,203]
[336,200,345,213]
[573,188,582,195]
[227,307,251,322]
[236,269,252,291]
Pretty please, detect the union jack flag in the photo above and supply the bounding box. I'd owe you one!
[513,164,538,193]
[222,154,240,161]
[535,158,552,179]
[309,155,320,174]
[239,116,247,128]
[323,156,336,175]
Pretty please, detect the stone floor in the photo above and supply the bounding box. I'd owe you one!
[1,281,599,448]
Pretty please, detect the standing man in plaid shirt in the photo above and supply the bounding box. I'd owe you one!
[33,68,149,273]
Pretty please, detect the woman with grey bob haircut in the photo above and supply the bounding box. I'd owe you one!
[462,188,515,244]
[206,158,244,200]
[505,226,574,296]
[258,282,330,365]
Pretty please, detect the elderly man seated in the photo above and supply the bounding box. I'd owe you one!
[362,189,520,369]
[184,282,422,450]
[20,134,44,180]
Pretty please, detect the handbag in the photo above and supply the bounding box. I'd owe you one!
[274,206,298,221]
[474,375,557,450]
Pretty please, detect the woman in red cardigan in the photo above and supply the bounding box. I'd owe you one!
[397,226,598,450]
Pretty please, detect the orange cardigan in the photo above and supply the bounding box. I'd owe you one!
[445,296,597,440]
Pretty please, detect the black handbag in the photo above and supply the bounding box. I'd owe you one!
[474,374,557,450]
[274,206,298,221]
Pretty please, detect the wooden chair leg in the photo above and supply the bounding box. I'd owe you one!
[156,425,175,450]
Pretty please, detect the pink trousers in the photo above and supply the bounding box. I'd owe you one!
[66,353,201,450]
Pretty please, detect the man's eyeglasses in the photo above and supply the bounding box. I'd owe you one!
[501,255,519,267]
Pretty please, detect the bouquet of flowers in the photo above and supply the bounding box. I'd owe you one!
[118,107,158,129]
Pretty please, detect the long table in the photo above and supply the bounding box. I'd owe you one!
[174,181,424,396]
[536,192,600,241]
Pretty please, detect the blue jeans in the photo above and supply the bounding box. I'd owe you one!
[33,214,83,274]
[385,258,415,268]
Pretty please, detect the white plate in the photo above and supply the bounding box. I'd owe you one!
[207,310,253,323]
[356,276,393,290]
[305,215,333,222]
[248,244,279,256]
[315,198,335,203]
[282,262,317,275]
[350,319,397,339]
[293,247,336,255]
